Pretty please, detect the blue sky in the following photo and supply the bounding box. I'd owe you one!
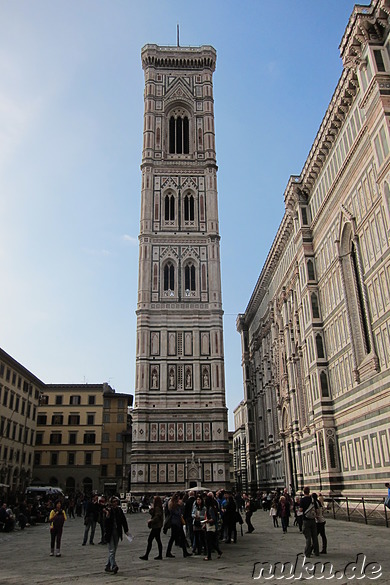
[0,0,365,429]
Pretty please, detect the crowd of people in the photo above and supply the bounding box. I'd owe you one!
[0,485,330,574]
[260,486,327,554]
[136,486,328,564]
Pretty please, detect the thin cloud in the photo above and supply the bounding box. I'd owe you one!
[122,234,138,245]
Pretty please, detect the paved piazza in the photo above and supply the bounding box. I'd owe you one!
[1,509,390,584]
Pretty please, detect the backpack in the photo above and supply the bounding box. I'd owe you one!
[304,499,316,520]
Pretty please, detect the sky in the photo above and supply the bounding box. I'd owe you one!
[0,0,367,430]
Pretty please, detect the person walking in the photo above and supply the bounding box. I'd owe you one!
[277,495,290,534]
[269,500,278,528]
[312,493,327,554]
[103,496,129,574]
[165,493,192,558]
[82,494,99,546]
[203,495,222,561]
[244,494,255,533]
[299,486,319,558]
[191,495,207,555]
[139,495,164,560]
[49,501,67,557]
[224,494,237,544]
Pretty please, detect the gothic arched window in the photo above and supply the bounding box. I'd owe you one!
[164,193,175,221]
[339,222,375,370]
[184,193,195,221]
[320,370,329,397]
[328,437,337,468]
[163,262,175,292]
[169,115,189,154]
[311,292,320,319]
[316,334,325,359]
[185,264,196,293]
[307,259,315,281]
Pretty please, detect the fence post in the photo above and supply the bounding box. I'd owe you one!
[362,497,367,524]
[346,496,350,521]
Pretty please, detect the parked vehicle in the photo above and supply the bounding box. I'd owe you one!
[25,486,64,500]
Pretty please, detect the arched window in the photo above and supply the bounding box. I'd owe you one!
[339,222,375,370]
[184,194,195,221]
[351,240,371,353]
[185,264,196,293]
[163,263,175,292]
[169,115,189,154]
[164,193,175,221]
[307,259,315,281]
[316,334,325,359]
[318,433,326,470]
[320,371,329,397]
[328,437,337,468]
[311,292,320,319]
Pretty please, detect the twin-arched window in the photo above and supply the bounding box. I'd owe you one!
[163,262,198,297]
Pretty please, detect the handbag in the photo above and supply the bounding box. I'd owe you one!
[163,514,171,534]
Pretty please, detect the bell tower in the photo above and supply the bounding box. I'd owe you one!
[131,43,229,492]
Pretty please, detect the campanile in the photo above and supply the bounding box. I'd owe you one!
[131,43,229,492]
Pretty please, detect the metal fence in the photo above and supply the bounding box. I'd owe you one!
[325,497,389,527]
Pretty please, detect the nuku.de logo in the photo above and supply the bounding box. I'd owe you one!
[252,553,382,580]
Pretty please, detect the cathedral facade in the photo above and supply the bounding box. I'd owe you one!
[235,0,390,497]
[130,44,230,493]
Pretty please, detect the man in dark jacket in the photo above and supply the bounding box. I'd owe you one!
[103,496,129,574]
[82,494,100,545]
[299,486,319,558]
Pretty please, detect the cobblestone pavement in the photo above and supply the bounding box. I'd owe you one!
[1,507,390,584]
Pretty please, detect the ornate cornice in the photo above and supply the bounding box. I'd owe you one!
[340,0,389,68]
[141,44,216,72]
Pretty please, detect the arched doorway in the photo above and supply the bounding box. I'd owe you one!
[66,477,76,495]
[83,477,93,496]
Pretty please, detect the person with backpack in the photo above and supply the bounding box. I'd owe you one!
[299,486,319,558]
[49,500,67,557]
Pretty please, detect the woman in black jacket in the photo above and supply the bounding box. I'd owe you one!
[139,495,164,560]
[103,496,129,574]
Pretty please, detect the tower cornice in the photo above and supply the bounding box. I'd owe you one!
[141,44,216,72]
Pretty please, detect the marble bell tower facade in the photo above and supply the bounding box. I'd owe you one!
[130,43,230,493]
